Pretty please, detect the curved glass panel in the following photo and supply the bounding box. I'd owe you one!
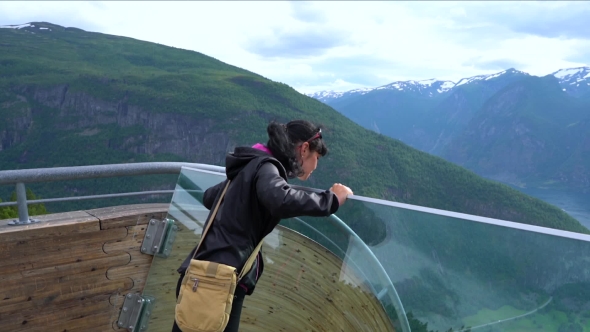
[343,197,590,332]
[141,165,590,332]
[141,167,399,331]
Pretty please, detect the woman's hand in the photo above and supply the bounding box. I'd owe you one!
[330,183,353,206]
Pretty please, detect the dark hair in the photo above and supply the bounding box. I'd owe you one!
[266,120,328,178]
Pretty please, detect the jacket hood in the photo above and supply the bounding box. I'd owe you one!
[226,147,284,180]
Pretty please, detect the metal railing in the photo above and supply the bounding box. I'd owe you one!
[0,162,225,225]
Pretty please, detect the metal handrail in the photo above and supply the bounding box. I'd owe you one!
[0,162,225,224]
[0,190,175,207]
[3,162,589,242]
[0,162,224,185]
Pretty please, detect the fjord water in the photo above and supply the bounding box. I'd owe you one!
[512,186,590,230]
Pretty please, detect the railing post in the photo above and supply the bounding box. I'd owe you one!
[8,182,39,226]
[16,182,29,223]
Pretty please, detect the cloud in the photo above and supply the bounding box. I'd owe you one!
[433,2,590,40]
[509,13,590,40]
[245,27,350,58]
[566,50,590,65]
[0,1,588,95]
[463,57,525,71]
[290,2,327,23]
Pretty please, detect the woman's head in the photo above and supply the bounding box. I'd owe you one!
[266,120,328,180]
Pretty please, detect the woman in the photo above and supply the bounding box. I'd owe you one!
[172,119,353,332]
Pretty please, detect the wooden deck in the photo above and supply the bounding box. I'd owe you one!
[0,204,395,332]
[0,204,166,332]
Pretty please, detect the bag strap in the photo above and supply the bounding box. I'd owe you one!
[191,179,264,279]
[238,240,263,280]
[192,180,231,259]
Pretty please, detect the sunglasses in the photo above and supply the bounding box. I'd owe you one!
[305,128,322,143]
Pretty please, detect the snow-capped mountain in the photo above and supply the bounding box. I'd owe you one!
[0,22,54,32]
[552,67,590,97]
[308,67,590,103]
[307,69,529,103]
[455,68,529,87]
[0,23,33,29]
[307,79,454,103]
[306,88,373,103]
[375,79,455,95]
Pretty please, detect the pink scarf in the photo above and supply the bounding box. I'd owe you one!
[252,143,273,156]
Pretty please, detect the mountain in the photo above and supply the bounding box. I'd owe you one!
[420,68,530,155]
[0,22,587,237]
[309,67,590,192]
[308,79,455,104]
[442,75,589,190]
[309,69,531,153]
[553,66,590,98]
[308,67,588,101]
[306,88,373,104]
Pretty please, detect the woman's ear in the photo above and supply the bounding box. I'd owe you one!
[300,142,309,156]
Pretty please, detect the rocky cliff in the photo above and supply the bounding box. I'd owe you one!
[7,84,235,165]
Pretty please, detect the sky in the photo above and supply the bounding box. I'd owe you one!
[1,1,589,94]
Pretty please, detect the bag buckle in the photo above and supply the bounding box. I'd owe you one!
[191,277,199,292]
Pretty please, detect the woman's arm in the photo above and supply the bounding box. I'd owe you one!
[202,180,227,210]
[255,163,339,219]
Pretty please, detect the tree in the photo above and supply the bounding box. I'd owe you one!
[0,188,47,219]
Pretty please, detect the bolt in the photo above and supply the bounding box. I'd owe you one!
[150,220,155,225]
[127,294,132,298]
[142,247,147,252]
[129,326,134,330]
[118,321,124,326]
[123,307,128,312]
[146,234,151,238]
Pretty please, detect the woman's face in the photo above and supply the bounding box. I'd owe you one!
[297,142,320,181]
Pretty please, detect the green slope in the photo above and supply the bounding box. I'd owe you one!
[0,22,587,236]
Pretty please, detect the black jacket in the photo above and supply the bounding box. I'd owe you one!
[178,147,339,295]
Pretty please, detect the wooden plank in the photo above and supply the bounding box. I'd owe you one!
[85,204,169,230]
[52,311,118,332]
[106,224,154,320]
[0,210,99,236]
[0,277,132,324]
[0,241,119,275]
[0,252,130,288]
[0,227,128,265]
[1,293,119,332]
[105,225,151,285]
[0,259,133,312]
[102,225,146,254]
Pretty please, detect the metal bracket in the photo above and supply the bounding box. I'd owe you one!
[141,218,178,258]
[117,293,155,332]
[8,218,40,226]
